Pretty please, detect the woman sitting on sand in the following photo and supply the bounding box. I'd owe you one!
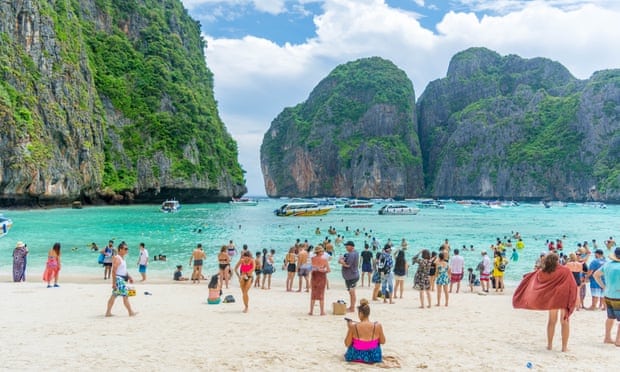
[344,299,386,364]
[207,274,222,304]
[234,251,255,313]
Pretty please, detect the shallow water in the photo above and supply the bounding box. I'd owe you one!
[1,200,617,282]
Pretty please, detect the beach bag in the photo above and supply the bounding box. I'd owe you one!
[498,261,506,272]
[476,261,484,272]
[377,254,388,273]
[223,295,235,303]
[263,256,274,274]
[98,253,105,265]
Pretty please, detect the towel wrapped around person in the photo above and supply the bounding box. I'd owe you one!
[512,265,577,320]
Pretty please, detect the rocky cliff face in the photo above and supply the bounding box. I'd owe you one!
[0,0,245,207]
[261,57,424,198]
[418,47,620,201]
[262,48,619,201]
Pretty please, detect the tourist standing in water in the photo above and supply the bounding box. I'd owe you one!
[189,243,206,284]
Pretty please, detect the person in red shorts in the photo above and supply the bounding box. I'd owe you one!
[478,250,491,293]
[449,249,465,293]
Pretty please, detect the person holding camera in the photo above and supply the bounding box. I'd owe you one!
[344,298,386,364]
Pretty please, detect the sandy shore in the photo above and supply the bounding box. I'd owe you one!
[0,274,617,371]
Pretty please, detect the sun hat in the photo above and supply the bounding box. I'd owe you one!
[610,247,620,262]
[540,251,546,256]
[344,241,355,247]
[15,241,25,248]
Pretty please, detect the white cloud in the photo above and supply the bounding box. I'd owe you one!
[199,0,620,195]
[252,0,287,14]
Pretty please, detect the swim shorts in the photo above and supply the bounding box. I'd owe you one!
[139,264,147,273]
[591,288,603,297]
[450,273,463,283]
[604,297,620,321]
[345,278,358,290]
[362,262,373,273]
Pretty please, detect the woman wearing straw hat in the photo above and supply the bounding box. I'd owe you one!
[309,245,330,315]
[593,247,620,346]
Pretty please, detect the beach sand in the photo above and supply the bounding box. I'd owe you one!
[0,273,617,371]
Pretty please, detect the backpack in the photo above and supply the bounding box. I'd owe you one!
[498,260,506,272]
[476,260,484,272]
[376,254,386,272]
[223,295,235,303]
[377,253,392,273]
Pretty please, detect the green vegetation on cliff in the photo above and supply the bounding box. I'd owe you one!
[81,0,244,189]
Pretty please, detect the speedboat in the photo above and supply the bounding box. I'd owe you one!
[230,197,258,206]
[417,199,445,209]
[378,204,420,215]
[344,199,374,208]
[0,215,13,238]
[274,202,336,217]
[161,199,181,213]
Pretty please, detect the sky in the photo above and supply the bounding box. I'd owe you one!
[180,0,620,196]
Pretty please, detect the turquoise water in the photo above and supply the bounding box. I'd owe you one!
[1,200,617,282]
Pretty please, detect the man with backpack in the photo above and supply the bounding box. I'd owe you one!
[378,244,395,304]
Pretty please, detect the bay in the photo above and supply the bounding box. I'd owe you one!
[1,200,617,283]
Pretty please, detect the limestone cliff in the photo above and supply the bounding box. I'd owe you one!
[261,57,424,198]
[417,47,620,201]
[0,0,245,207]
[262,48,620,201]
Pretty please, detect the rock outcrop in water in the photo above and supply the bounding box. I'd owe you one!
[261,57,424,199]
[0,0,246,207]
[261,48,620,201]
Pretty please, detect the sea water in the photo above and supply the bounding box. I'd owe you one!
[1,200,617,283]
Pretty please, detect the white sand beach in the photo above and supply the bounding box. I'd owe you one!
[0,274,617,371]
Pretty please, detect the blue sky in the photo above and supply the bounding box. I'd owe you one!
[180,1,620,196]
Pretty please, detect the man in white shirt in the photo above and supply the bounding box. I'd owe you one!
[137,242,149,282]
[449,249,465,293]
[479,250,492,293]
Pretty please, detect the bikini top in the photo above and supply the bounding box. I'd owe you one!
[352,322,380,350]
[240,261,253,274]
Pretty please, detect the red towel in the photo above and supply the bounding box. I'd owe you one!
[512,265,577,320]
